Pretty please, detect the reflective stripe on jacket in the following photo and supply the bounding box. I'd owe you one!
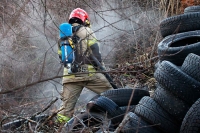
[62,65,96,83]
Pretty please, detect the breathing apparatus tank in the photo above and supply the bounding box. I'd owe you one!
[59,23,74,73]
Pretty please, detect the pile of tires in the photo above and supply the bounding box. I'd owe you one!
[155,5,200,68]
[120,5,200,133]
[65,88,150,132]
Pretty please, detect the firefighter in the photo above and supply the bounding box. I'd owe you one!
[57,8,113,123]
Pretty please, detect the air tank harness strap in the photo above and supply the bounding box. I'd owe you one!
[59,37,74,49]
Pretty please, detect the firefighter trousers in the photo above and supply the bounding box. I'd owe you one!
[59,73,113,118]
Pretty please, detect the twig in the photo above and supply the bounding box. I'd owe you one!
[28,122,34,133]
[36,98,60,130]
[33,97,58,117]
[114,113,130,133]
[73,114,87,129]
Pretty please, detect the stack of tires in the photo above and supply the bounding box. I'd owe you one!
[121,53,200,133]
[120,5,200,133]
[156,6,200,68]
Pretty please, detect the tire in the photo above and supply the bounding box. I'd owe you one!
[155,61,181,70]
[120,105,136,113]
[160,12,200,37]
[180,98,200,133]
[120,112,162,133]
[134,96,180,133]
[65,112,111,133]
[154,61,161,70]
[181,53,200,82]
[101,88,150,106]
[153,85,190,122]
[184,6,200,13]
[86,96,124,125]
[157,30,200,66]
[154,60,200,105]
